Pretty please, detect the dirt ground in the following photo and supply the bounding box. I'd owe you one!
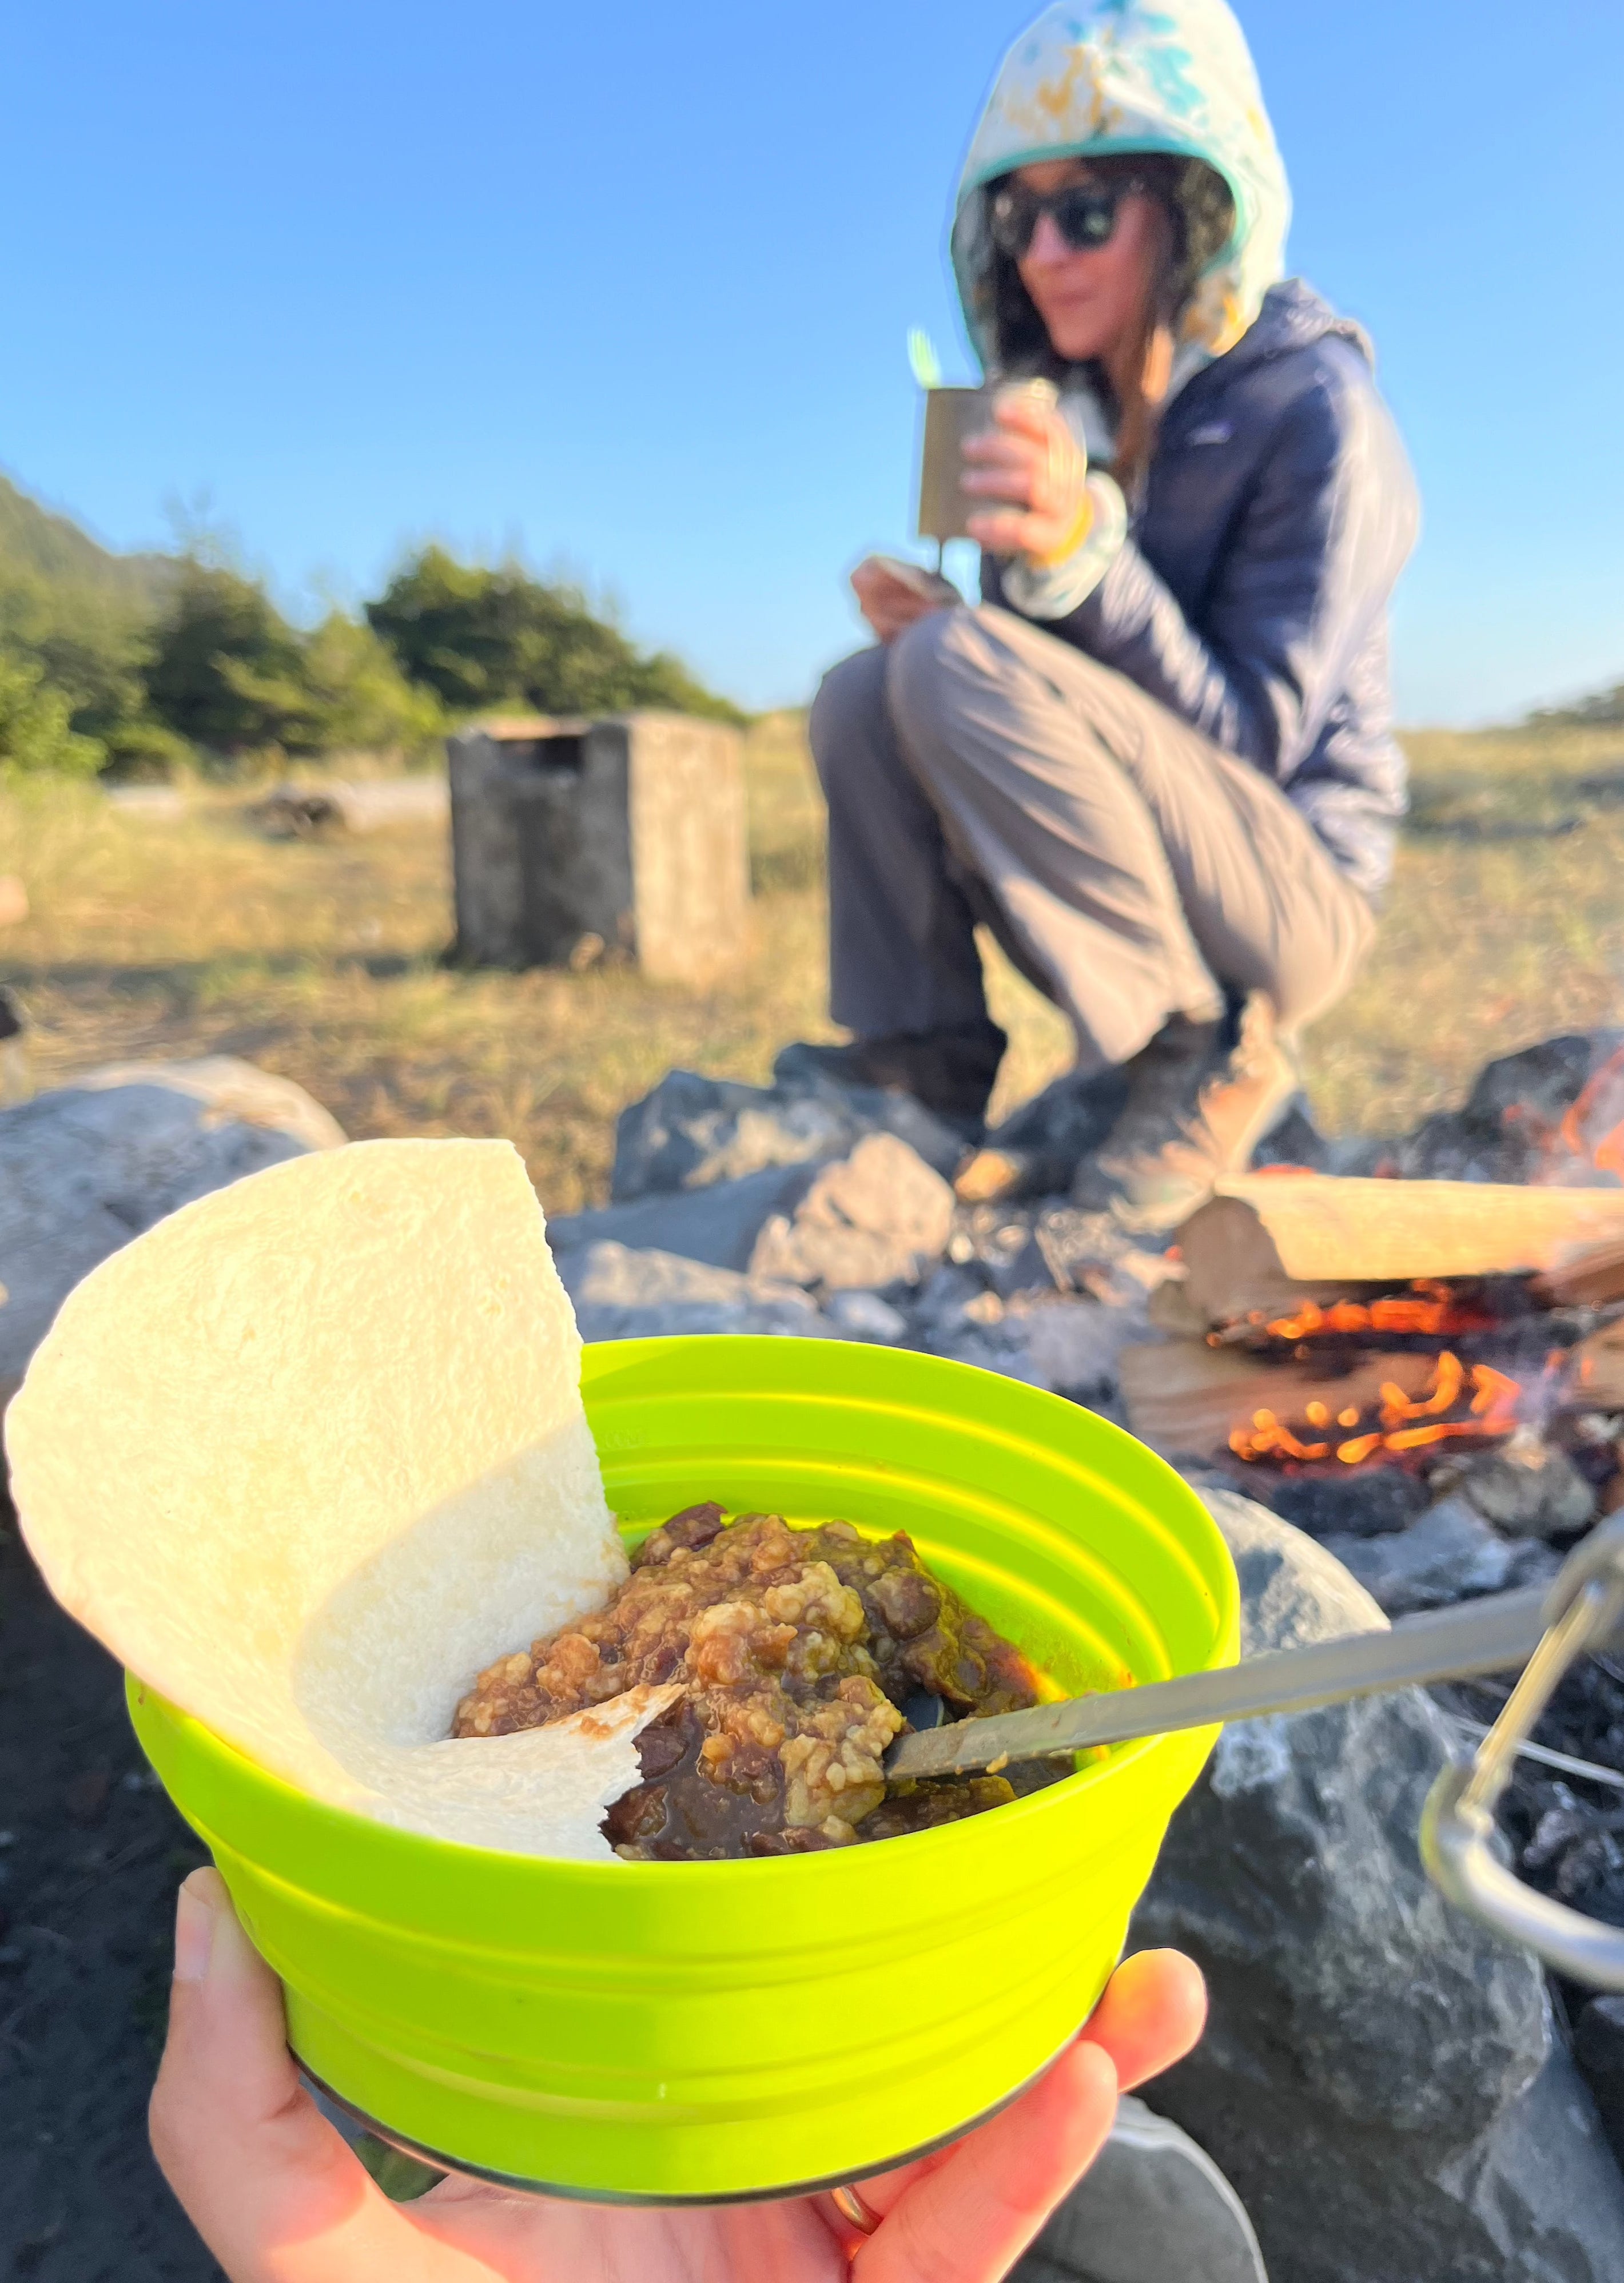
[5,719,1624,1214]
[0,1487,218,2281]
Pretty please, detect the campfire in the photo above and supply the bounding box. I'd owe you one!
[1225,1343,1524,1469]
[1121,1171,1624,1491]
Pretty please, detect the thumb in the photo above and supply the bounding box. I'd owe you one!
[149,1869,420,2283]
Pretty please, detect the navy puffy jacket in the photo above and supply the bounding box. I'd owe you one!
[984,279,1419,898]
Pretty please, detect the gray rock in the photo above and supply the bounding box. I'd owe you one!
[965,1065,1128,1199]
[611,1065,964,1200]
[1012,2095,1266,2283]
[552,1241,831,1344]
[547,1163,819,1273]
[1024,1206,1172,1305]
[252,776,449,837]
[1396,1029,1624,1183]
[1132,1491,1624,2283]
[1575,1995,1624,2169]
[946,1206,1054,1298]
[750,1133,954,1291]
[911,1263,995,1336]
[1319,1494,1516,1614]
[0,1059,345,1408]
[1451,2045,1624,2280]
[1007,1296,1152,1397]
[1260,1464,1431,1542]
[822,1289,909,1343]
[1455,1433,1598,1540]
[920,1297,1147,1413]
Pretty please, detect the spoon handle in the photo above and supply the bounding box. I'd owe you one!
[884,1585,1552,1781]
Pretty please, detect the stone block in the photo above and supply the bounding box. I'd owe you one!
[448,714,747,983]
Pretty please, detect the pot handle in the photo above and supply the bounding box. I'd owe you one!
[1420,1516,1624,1989]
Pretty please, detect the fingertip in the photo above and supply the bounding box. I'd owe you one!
[1122,1947,1208,2039]
[1080,1948,1208,2092]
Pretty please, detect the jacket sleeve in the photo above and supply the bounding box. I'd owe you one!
[984,365,1418,785]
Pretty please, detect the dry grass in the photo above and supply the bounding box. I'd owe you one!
[1300,725,1624,1135]
[3,715,1623,1206]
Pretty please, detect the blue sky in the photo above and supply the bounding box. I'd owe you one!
[3,1,1620,722]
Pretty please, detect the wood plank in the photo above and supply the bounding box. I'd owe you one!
[1177,1176,1624,1325]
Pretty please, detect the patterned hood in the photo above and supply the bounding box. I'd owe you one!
[951,0,1291,383]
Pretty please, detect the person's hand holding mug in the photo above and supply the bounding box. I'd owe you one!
[151,1866,1207,2283]
[961,385,1092,566]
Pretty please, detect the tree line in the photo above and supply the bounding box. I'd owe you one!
[0,481,745,780]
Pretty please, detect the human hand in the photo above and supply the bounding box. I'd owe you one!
[850,555,958,645]
[151,1866,1206,2283]
[961,388,1091,566]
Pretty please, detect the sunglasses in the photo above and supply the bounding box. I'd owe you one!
[987,178,1141,261]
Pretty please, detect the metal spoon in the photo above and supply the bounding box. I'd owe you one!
[885,1584,1557,1781]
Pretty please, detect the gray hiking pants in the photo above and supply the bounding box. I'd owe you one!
[809,605,1375,1075]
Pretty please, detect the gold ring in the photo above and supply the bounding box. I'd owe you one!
[830,2183,882,2236]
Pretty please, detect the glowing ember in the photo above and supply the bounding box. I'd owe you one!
[1209,1280,1497,1349]
[1229,1351,1523,1467]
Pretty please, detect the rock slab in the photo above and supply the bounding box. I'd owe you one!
[0,1059,345,1409]
[1131,1490,1624,2283]
[750,1132,954,1291]
[547,1163,818,1274]
[611,1064,965,1197]
[552,1240,832,1344]
[1319,1494,1518,1614]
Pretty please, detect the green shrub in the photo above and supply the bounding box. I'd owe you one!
[143,562,309,755]
[0,646,106,778]
[367,547,746,726]
[288,613,447,760]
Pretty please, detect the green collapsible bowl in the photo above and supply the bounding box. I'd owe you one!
[129,1335,1238,2202]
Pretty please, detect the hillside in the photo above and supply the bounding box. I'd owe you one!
[1530,681,1624,729]
[0,474,742,771]
[0,471,174,611]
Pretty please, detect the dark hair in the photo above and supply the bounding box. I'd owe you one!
[986,154,1235,497]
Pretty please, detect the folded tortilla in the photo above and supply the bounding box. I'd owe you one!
[5,1137,674,1858]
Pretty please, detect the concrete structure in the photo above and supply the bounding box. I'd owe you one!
[448,714,749,983]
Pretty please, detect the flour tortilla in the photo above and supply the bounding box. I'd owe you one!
[4,1138,675,1858]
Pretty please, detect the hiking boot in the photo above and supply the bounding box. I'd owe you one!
[1073,995,1297,1233]
[773,1019,1008,1137]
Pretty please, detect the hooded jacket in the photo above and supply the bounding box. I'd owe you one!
[954,1,1418,898]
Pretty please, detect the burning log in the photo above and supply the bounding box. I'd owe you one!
[1178,1175,1624,1325]
[1116,1343,1500,1465]
[1537,1234,1624,1310]
[1203,1285,1500,1351]
[1571,1319,1624,1410]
